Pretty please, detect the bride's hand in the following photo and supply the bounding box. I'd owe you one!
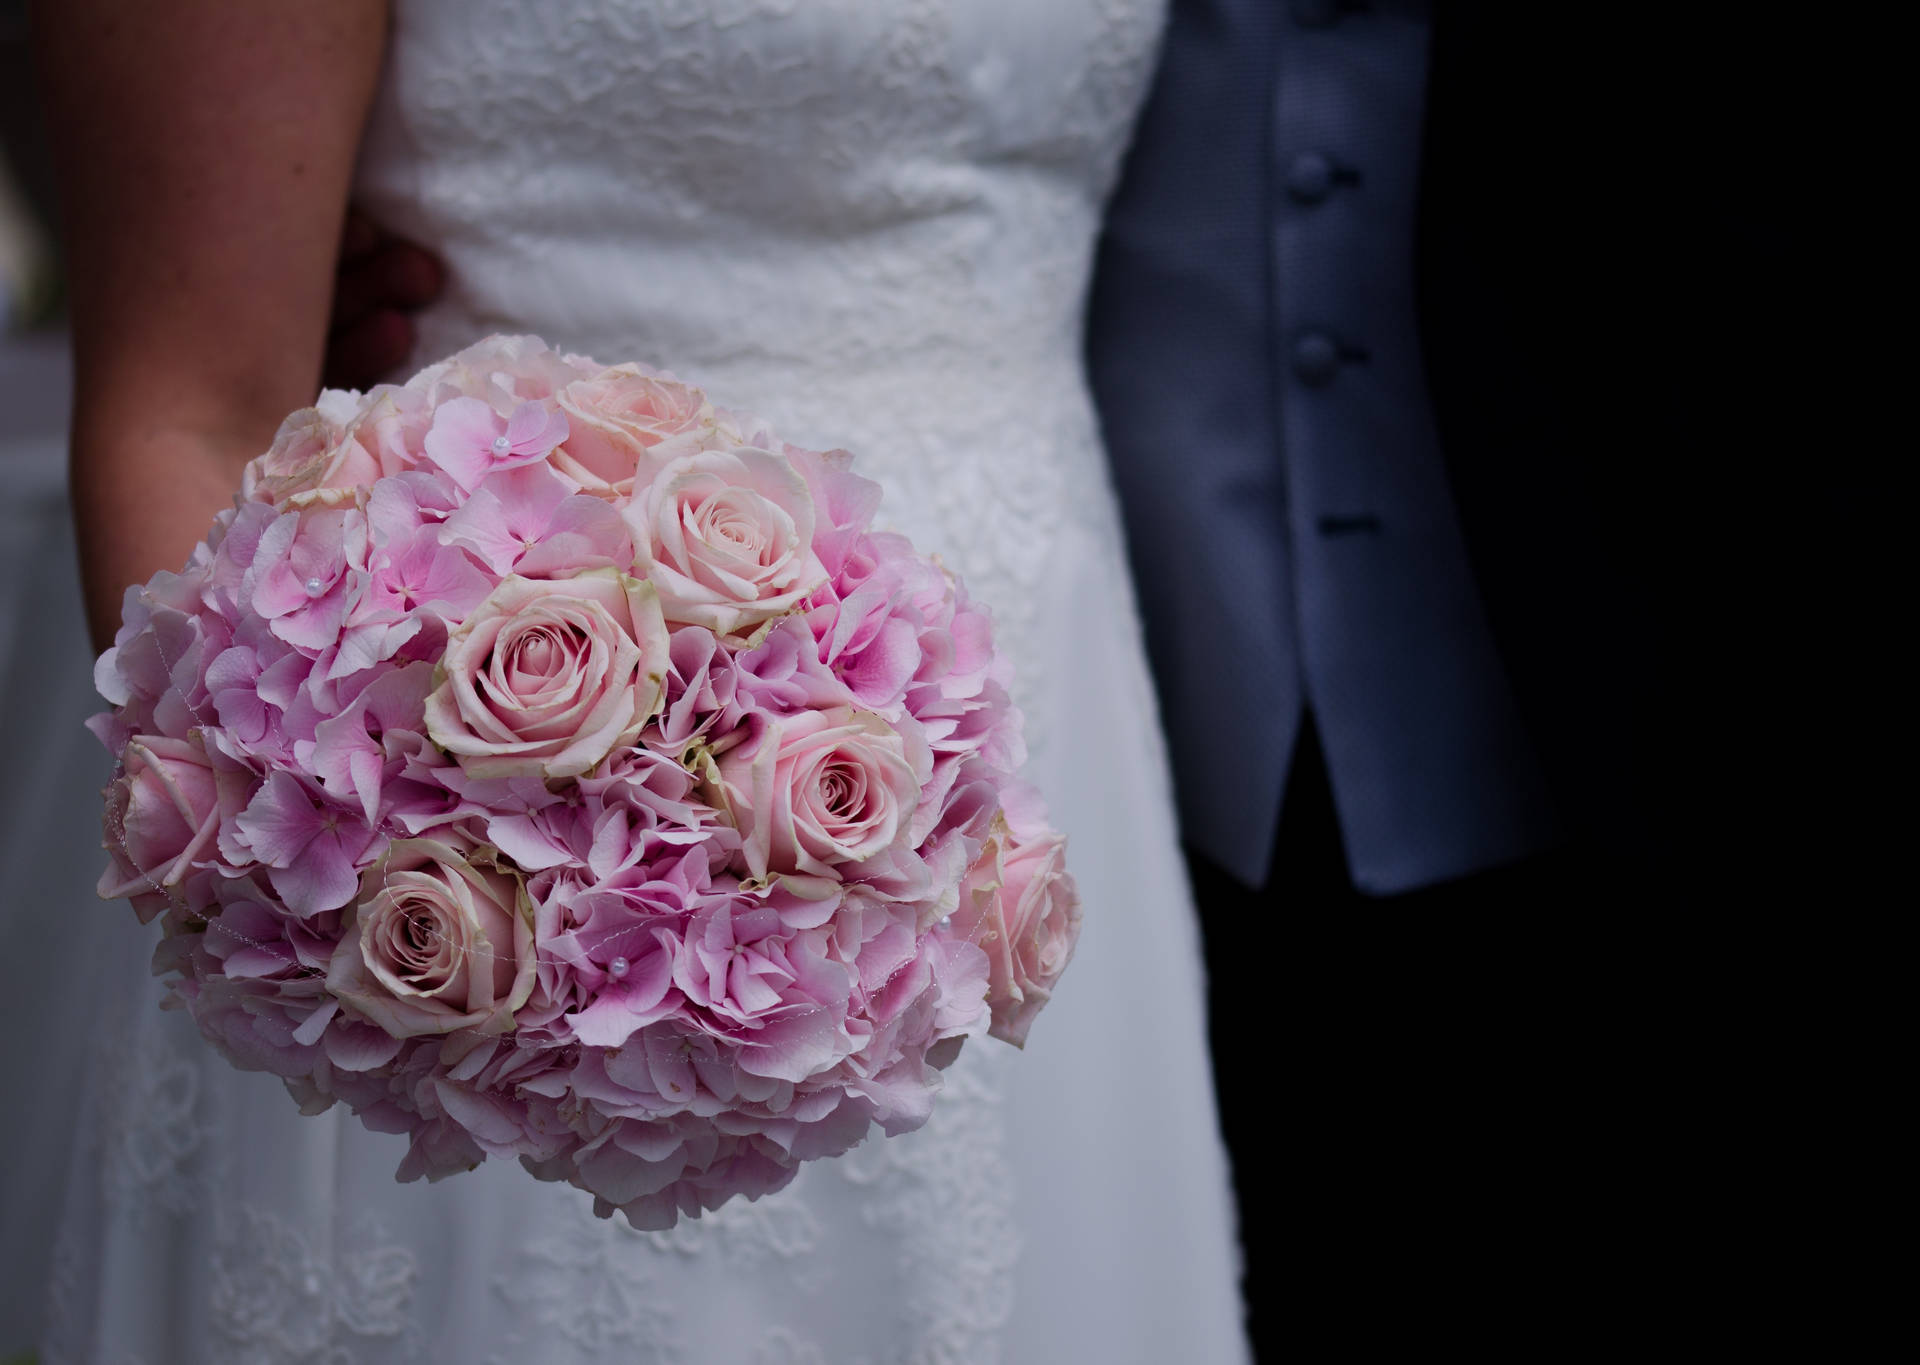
[324,208,443,391]
[34,0,389,651]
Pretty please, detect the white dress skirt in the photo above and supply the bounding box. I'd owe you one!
[20,3,1251,1361]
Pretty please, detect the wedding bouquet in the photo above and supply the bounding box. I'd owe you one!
[90,335,1079,1227]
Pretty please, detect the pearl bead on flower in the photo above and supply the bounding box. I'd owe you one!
[608,956,630,979]
[492,435,512,455]
[303,576,326,596]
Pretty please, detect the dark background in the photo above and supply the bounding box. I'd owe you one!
[1416,10,1879,907]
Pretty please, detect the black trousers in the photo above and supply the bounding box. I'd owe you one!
[1184,721,1610,1361]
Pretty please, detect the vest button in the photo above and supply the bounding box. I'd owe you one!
[1286,151,1335,204]
[1292,332,1341,387]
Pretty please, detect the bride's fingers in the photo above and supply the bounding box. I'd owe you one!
[323,308,415,390]
[339,207,382,264]
[331,238,445,333]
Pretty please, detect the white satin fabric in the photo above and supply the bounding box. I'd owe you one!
[19,3,1249,1361]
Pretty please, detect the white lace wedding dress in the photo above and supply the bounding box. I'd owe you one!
[28,3,1248,1361]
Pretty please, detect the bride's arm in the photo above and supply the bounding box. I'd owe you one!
[36,0,388,649]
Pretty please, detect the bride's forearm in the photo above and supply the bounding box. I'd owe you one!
[70,415,268,652]
[36,0,389,650]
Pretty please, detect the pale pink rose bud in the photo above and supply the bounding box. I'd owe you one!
[98,733,229,922]
[239,390,389,511]
[326,838,535,1038]
[553,367,729,495]
[624,448,828,636]
[715,706,927,884]
[414,334,589,408]
[948,793,1081,1048]
[424,569,670,779]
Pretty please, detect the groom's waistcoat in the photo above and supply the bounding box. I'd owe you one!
[1085,0,1557,892]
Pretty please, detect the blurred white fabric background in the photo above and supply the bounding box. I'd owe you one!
[4,20,129,1346]
[0,329,118,1359]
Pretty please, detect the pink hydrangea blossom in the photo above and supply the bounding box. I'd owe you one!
[424,396,571,492]
[228,770,379,915]
[245,505,369,653]
[438,464,632,578]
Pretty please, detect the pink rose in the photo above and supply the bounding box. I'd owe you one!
[625,449,827,636]
[412,334,590,408]
[947,792,1081,1048]
[98,733,231,922]
[326,837,535,1038]
[239,391,374,510]
[716,707,926,885]
[424,569,670,779]
[346,385,437,479]
[553,367,729,495]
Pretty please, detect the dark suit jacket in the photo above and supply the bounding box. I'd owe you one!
[1088,5,1842,885]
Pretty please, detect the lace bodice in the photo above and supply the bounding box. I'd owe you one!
[358,0,1165,693]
